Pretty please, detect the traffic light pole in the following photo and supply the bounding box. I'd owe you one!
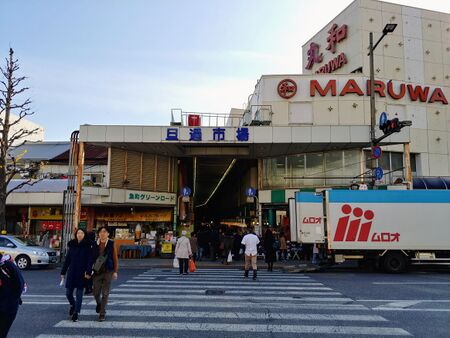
[369,32,377,188]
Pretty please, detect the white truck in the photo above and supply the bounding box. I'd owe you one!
[293,190,450,273]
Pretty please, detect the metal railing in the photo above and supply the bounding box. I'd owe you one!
[171,106,273,128]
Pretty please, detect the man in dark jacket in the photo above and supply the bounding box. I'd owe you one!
[0,253,25,338]
[91,226,118,322]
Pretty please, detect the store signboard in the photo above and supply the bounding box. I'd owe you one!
[40,220,63,231]
[126,190,176,206]
[30,207,88,220]
[161,242,173,254]
[96,209,172,222]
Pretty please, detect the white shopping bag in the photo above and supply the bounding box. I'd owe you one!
[173,257,179,268]
[227,251,232,263]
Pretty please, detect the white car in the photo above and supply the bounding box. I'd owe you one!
[0,235,59,270]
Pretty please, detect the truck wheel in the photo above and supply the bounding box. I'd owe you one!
[383,252,406,273]
[15,255,31,270]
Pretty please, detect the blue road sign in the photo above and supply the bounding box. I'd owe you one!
[246,187,256,197]
[374,167,384,181]
[379,112,388,128]
[372,146,382,159]
[181,186,191,197]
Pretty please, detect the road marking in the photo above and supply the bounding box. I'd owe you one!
[107,293,352,302]
[118,283,333,292]
[125,280,324,286]
[86,300,368,310]
[372,282,450,285]
[37,335,164,338]
[373,307,450,312]
[112,288,342,295]
[54,320,411,335]
[80,309,387,321]
[356,299,450,303]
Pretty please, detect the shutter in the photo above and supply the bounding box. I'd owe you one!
[126,151,141,190]
[142,154,156,191]
[156,155,170,192]
[109,148,126,188]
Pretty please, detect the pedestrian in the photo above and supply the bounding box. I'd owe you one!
[189,232,198,262]
[92,226,119,322]
[312,243,319,265]
[84,231,96,295]
[0,253,25,338]
[279,232,288,262]
[196,229,206,261]
[220,230,233,264]
[209,228,219,261]
[60,228,93,322]
[263,229,276,271]
[40,230,50,248]
[175,230,192,275]
[233,231,243,261]
[241,227,260,280]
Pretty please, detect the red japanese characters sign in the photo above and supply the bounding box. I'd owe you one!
[326,23,348,54]
[277,79,297,99]
[305,22,348,73]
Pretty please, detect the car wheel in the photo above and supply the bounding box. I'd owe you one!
[383,252,406,273]
[16,255,31,270]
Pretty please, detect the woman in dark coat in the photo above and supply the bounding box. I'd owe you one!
[263,229,276,271]
[61,228,92,322]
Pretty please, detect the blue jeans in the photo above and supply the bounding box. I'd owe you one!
[312,253,319,265]
[66,287,84,314]
[197,247,204,261]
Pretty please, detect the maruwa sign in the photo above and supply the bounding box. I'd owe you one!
[277,78,448,105]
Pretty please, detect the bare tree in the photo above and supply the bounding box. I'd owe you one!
[0,48,40,230]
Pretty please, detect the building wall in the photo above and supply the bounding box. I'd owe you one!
[8,114,44,145]
[246,1,450,178]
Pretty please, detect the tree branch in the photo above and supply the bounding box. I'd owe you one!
[6,179,42,197]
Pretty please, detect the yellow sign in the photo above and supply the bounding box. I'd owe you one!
[161,242,173,254]
[30,207,88,220]
[96,209,172,222]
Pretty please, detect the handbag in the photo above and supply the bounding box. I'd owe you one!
[173,257,179,268]
[189,258,196,273]
[93,254,107,273]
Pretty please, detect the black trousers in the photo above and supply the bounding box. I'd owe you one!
[178,258,189,274]
[0,311,17,338]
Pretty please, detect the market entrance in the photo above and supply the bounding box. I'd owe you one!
[178,157,258,231]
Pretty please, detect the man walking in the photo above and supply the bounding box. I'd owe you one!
[241,227,260,280]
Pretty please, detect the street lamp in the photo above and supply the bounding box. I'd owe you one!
[367,23,397,185]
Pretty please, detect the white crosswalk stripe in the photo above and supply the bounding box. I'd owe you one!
[37,268,412,337]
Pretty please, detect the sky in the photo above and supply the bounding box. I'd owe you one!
[1,0,449,141]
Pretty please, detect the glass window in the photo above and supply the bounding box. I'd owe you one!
[262,157,287,188]
[325,151,343,185]
[391,152,403,172]
[410,153,417,173]
[287,154,305,188]
[305,153,324,186]
[344,149,361,180]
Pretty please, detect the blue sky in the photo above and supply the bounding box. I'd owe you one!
[1,0,449,140]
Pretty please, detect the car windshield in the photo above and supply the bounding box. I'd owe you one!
[14,237,39,246]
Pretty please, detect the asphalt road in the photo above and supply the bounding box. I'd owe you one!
[7,265,450,338]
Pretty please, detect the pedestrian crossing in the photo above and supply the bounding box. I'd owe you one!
[35,268,412,337]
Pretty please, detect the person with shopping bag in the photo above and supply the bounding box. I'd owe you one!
[175,230,192,275]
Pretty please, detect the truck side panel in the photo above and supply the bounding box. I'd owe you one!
[327,190,450,251]
[296,192,325,243]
